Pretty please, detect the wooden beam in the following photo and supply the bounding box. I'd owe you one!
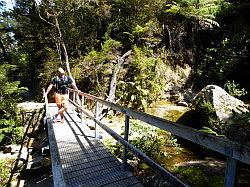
[46,118,66,187]
[123,115,130,171]
[224,157,237,187]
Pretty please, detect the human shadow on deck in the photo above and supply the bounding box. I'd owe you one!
[64,112,105,156]
[57,113,141,187]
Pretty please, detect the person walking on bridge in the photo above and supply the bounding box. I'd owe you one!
[45,67,79,123]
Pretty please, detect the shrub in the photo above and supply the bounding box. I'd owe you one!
[224,80,247,98]
[0,159,14,186]
[117,46,163,110]
[0,64,27,146]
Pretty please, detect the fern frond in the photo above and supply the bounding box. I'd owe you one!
[203,18,220,27]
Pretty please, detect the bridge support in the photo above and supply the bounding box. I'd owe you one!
[95,102,100,139]
[224,157,237,187]
[123,115,130,171]
[81,95,85,125]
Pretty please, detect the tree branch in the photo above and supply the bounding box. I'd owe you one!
[32,0,57,27]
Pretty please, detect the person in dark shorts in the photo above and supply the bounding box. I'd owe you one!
[45,67,79,123]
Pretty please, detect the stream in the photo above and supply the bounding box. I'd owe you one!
[143,100,250,187]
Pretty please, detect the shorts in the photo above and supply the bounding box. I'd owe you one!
[54,93,69,109]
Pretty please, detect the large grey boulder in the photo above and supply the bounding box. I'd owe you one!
[194,85,249,122]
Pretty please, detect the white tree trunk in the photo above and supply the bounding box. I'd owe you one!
[107,50,132,103]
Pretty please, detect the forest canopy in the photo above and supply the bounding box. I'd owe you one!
[0,0,250,144]
[0,0,249,96]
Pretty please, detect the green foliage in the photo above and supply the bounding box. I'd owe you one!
[194,42,238,88]
[225,80,247,97]
[104,139,123,159]
[192,1,250,89]
[0,159,13,186]
[107,0,162,47]
[0,64,26,145]
[38,47,65,98]
[164,0,222,28]
[173,166,206,185]
[173,166,224,186]
[194,97,215,117]
[125,20,162,47]
[199,126,221,136]
[193,97,221,132]
[222,111,250,146]
[129,122,165,162]
[72,39,121,95]
[105,120,182,166]
[105,121,166,162]
[117,46,163,110]
[0,122,24,144]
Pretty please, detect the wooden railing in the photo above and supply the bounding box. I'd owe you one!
[43,89,66,187]
[68,89,250,187]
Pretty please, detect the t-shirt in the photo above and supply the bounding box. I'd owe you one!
[51,75,73,94]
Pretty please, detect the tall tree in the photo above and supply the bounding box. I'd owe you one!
[0,1,11,60]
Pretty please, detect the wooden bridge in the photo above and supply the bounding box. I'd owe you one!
[43,89,250,187]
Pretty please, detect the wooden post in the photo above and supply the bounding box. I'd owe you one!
[224,157,237,187]
[81,95,85,125]
[123,115,130,171]
[73,92,76,104]
[95,102,99,139]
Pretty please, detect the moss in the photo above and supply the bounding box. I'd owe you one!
[193,97,220,130]
[145,107,157,116]
[164,110,185,122]
[173,166,224,187]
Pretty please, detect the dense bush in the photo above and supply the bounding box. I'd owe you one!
[0,64,27,145]
[105,120,181,165]
[117,46,163,110]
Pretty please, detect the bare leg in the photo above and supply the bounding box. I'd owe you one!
[52,104,61,122]
[58,103,67,123]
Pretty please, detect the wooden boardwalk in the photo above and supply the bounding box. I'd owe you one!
[44,89,250,187]
[48,103,142,187]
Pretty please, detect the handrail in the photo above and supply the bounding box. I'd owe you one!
[68,95,187,186]
[43,89,66,187]
[68,88,250,187]
[69,89,250,165]
[43,88,50,118]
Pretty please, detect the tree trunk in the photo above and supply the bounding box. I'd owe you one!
[0,38,7,60]
[107,50,132,103]
[33,0,81,106]
[97,50,131,119]
[54,16,72,78]
[163,23,173,53]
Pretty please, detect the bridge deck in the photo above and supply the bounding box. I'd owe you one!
[48,103,142,187]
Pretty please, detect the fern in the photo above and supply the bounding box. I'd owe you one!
[165,0,222,28]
